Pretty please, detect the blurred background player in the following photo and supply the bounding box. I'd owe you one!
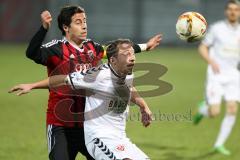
[25,5,161,160]
[193,0,240,156]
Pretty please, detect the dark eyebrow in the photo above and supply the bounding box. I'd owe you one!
[75,19,82,22]
[75,17,86,21]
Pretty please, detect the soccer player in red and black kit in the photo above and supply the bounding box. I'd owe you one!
[26,5,161,160]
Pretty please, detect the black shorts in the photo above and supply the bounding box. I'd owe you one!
[47,125,94,160]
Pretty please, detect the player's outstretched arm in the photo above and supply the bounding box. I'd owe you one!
[132,34,162,53]
[8,75,69,96]
[99,34,162,59]
[9,67,100,96]
[8,79,49,96]
[26,11,52,65]
[130,87,153,127]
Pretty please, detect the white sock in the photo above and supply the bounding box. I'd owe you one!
[214,114,236,147]
[198,102,209,117]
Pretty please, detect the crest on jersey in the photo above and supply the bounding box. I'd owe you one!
[116,144,125,151]
[87,50,94,62]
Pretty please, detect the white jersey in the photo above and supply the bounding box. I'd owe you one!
[202,20,240,76]
[66,63,133,144]
[202,20,240,104]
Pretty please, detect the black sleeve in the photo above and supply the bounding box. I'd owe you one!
[26,26,49,65]
[133,43,141,53]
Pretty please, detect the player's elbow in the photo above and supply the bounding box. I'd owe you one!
[25,46,37,60]
[26,47,32,59]
[198,44,204,53]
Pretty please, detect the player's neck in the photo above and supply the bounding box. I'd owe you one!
[227,19,239,27]
[65,36,84,48]
[108,63,126,79]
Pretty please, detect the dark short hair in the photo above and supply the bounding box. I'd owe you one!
[225,0,240,10]
[106,39,133,61]
[57,5,85,35]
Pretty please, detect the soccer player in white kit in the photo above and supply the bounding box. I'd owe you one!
[193,0,240,156]
[66,40,151,160]
[10,39,152,160]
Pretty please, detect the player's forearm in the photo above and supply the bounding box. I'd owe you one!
[26,26,48,59]
[29,75,67,90]
[130,87,148,109]
[133,97,148,109]
[198,44,212,64]
[49,75,68,88]
[30,79,49,89]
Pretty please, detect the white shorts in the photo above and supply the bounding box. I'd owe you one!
[206,73,240,105]
[86,136,150,160]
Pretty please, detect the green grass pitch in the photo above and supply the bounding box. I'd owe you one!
[0,44,239,160]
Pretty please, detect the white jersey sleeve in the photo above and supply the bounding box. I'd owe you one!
[202,24,215,47]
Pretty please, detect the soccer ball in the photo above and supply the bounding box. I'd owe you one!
[176,12,207,42]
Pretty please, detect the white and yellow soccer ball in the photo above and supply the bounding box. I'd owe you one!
[176,12,207,42]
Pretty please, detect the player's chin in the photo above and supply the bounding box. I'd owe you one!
[231,18,238,22]
[127,68,133,75]
[77,34,87,40]
[79,36,87,40]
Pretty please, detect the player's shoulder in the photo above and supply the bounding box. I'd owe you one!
[41,38,67,48]
[90,63,109,72]
[126,74,134,85]
[70,64,109,85]
[83,63,110,77]
[126,74,134,80]
[82,38,93,44]
[82,38,96,45]
[210,20,226,30]
[97,63,110,75]
[82,39,102,48]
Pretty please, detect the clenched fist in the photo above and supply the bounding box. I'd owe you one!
[140,106,153,127]
[41,10,52,30]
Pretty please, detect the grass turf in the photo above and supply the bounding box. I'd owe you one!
[0,44,239,160]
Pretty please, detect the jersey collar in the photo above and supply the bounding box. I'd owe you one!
[108,63,126,79]
[63,37,84,52]
[225,19,240,30]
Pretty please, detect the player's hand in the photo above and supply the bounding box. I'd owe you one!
[140,106,153,127]
[146,34,162,51]
[41,10,52,30]
[210,60,220,74]
[8,84,33,96]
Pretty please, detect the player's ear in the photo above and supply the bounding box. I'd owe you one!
[63,25,69,33]
[110,57,116,64]
[110,57,114,63]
